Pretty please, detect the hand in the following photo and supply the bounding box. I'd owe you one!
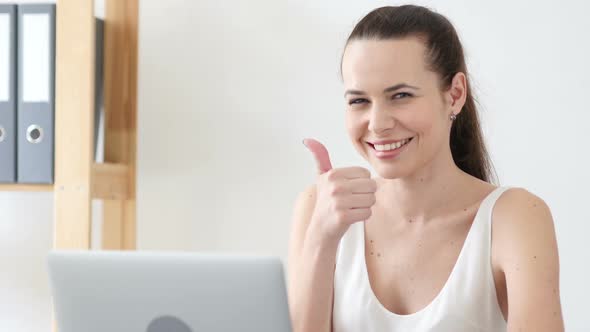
[303,138,377,247]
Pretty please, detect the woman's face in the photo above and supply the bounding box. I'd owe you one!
[341,37,459,179]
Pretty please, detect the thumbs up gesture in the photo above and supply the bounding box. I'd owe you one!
[303,138,377,245]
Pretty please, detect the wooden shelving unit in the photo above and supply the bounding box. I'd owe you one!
[1,0,139,250]
[54,0,138,250]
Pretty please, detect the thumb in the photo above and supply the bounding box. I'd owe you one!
[302,138,333,174]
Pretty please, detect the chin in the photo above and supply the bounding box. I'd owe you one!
[372,165,408,179]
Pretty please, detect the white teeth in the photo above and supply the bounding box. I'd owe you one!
[374,138,411,151]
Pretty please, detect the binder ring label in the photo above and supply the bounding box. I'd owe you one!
[26,124,43,144]
[0,126,5,142]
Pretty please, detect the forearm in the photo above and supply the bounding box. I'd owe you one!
[290,233,339,332]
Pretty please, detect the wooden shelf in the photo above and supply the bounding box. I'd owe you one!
[0,183,54,192]
[92,163,129,200]
[0,162,127,196]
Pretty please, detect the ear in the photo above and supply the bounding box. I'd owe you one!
[446,72,467,115]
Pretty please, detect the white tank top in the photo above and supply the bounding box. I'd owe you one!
[332,186,510,332]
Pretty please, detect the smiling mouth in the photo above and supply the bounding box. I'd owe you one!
[367,137,414,151]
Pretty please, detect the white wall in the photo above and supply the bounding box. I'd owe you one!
[137,0,590,330]
[1,0,588,331]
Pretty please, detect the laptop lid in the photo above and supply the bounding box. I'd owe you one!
[47,250,292,332]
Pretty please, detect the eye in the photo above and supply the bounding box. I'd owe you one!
[348,98,368,105]
[393,92,413,99]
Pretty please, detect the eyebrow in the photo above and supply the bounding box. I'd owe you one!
[344,83,420,97]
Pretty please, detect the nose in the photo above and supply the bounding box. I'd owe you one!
[367,105,395,135]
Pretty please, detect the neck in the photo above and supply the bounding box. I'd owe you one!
[378,148,470,223]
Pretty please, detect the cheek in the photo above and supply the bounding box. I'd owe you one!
[345,112,363,138]
[400,108,430,135]
[411,109,449,155]
[410,102,443,135]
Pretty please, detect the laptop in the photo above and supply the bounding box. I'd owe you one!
[47,250,292,332]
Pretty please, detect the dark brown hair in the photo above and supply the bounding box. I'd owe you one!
[342,5,498,184]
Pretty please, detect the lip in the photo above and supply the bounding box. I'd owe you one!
[367,137,413,160]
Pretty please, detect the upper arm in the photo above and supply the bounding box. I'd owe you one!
[287,185,317,304]
[494,188,564,331]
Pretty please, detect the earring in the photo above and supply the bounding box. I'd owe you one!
[450,113,457,121]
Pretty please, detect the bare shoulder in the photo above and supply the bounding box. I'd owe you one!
[492,187,563,329]
[492,187,557,257]
[493,187,555,242]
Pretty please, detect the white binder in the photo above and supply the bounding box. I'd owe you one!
[16,4,56,184]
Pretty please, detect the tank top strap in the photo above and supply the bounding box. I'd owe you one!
[478,186,514,251]
[456,186,514,266]
[443,186,513,306]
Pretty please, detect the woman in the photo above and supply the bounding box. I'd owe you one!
[288,5,564,332]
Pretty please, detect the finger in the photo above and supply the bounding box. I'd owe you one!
[346,178,377,194]
[303,138,333,175]
[337,193,376,209]
[332,166,371,179]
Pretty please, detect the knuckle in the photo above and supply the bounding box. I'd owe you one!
[330,183,345,196]
[326,169,339,182]
[329,185,339,197]
[332,199,344,210]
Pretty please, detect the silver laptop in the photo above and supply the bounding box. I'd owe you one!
[47,250,292,332]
